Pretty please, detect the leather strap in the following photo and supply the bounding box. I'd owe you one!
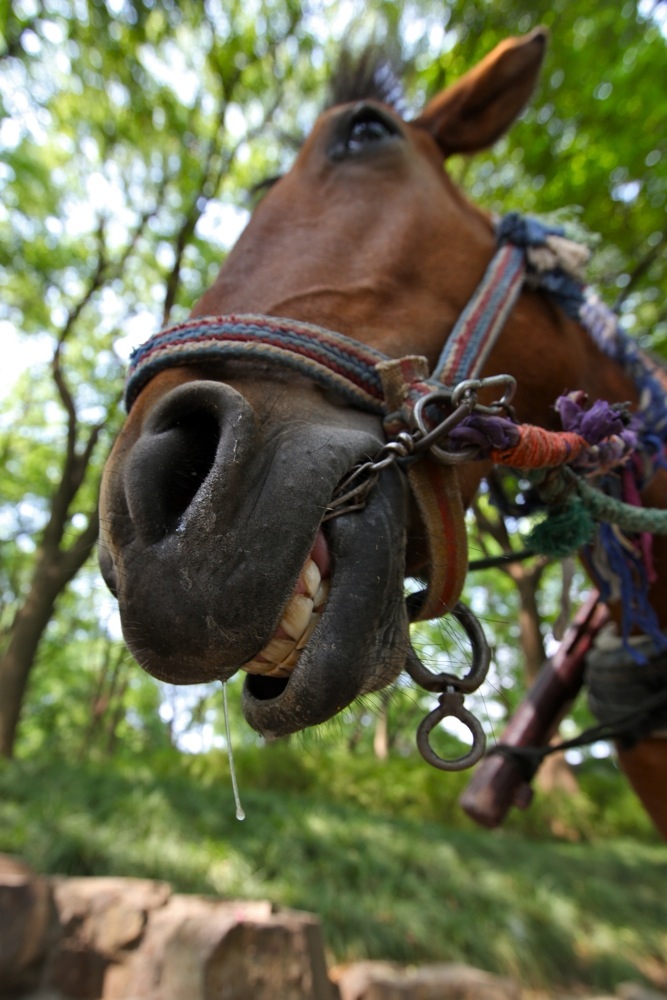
[378,356,468,621]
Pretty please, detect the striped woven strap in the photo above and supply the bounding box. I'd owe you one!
[434,243,526,385]
[125,314,389,414]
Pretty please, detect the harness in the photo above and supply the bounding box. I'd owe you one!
[125,213,667,771]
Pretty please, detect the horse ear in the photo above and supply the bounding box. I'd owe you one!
[413,28,548,156]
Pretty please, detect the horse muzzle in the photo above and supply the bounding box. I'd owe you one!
[100,376,411,735]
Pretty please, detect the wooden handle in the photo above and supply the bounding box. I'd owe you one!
[459,591,609,828]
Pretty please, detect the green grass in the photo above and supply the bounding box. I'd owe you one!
[1,751,666,992]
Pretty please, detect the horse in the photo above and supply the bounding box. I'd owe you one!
[99,29,667,838]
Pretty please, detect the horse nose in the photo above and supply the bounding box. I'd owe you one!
[123,380,255,545]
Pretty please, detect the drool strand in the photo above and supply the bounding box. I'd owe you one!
[222,681,245,821]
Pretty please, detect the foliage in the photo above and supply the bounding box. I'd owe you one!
[1,751,665,990]
[421,0,667,345]
[0,1,665,775]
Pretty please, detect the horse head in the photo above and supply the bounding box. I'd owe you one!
[100,30,554,738]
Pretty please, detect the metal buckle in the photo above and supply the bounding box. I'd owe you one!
[410,374,517,464]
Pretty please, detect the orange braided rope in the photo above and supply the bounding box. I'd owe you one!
[490,425,588,469]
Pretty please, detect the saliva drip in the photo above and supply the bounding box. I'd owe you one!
[222,681,245,821]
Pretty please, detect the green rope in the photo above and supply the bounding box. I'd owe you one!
[576,478,667,534]
[525,467,667,560]
[526,496,596,558]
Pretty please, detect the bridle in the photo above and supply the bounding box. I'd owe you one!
[125,213,667,771]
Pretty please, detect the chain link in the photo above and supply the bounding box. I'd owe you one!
[323,374,516,520]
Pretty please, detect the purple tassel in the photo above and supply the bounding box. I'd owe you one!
[447,414,520,455]
[556,392,629,443]
[555,392,637,471]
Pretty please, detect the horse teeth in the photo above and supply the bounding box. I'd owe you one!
[260,636,298,663]
[243,658,269,675]
[242,557,330,678]
[296,612,321,650]
[280,593,314,640]
[301,558,321,599]
[313,579,330,612]
[278,648,301,668]
[264,663,292,678]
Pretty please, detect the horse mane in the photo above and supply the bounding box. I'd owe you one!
[326,46,406,112]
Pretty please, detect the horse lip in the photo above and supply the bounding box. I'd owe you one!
[240,465,409,737]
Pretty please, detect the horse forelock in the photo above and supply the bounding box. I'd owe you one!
[326,46,406,112]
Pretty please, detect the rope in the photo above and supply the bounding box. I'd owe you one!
[490,685,667,780]
[490,425,588,469]
[576,477,667,535]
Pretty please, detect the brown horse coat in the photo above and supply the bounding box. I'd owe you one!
[100,30,667,836]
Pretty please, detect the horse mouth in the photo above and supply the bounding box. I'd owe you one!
[102,375,410,737]
[240,464,409,737]
[242,528,331,682]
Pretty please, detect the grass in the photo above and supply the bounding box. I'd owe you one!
[1,750,666,993]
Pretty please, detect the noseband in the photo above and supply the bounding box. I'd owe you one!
[124,213,667,770]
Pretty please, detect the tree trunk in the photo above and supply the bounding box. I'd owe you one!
[515,575,546,681]
[0,514,98,757]
[473,498,580,797]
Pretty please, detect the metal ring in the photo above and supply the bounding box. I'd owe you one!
[416,691,487,771]
[405,601,491,694]
[413,392,469,437]
[426,443,480,465]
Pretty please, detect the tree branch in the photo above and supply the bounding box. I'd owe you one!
[613,235,666,312]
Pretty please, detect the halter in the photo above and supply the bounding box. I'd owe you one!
[125,212,667,770]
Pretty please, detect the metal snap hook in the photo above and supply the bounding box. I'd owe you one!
[412,391,472,448]
[451,374,517,414]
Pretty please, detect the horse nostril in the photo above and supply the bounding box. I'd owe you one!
[157,409,220,533]
[124,382,251,544]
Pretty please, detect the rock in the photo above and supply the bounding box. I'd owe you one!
[102,896,268,999]
[111,895,338,1000]
[45,876,171,999]
[334,961,521,1000]
[0,855,55,994]
[50,875,171,954]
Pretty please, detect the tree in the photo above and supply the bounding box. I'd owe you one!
[0,0,665,760]
[0,0,322,755]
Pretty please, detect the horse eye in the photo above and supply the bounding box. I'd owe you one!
[330,105,401,161]
[347,116,394,152]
